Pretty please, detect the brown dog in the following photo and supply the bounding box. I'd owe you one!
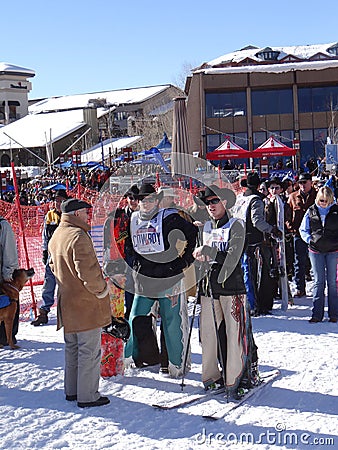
[0,268,35,349]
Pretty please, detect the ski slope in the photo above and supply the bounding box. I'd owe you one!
[0,285,337,450]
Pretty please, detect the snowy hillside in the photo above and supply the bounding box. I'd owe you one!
[0,290,337,450]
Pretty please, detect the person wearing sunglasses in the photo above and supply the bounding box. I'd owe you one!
[299,186,338,323]
[125,183,198,377]
[193,185,258,398]
[286,172,317,298]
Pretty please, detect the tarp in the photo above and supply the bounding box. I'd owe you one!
[130,158,158,165]
[252,136,296,158]
[157,132,172,153]
[206,138,250,160]
[43,183,67,190]
[132,147,170,173]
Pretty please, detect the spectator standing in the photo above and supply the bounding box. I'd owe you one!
[0,217,19,346]
[48,198,111,408]
[286,173,317,298]
[233,173,282,315]
[299,186,338,323]
[31,190,68,326]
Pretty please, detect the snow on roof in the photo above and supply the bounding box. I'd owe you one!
[0,62,35,77]
[196,59,338,76]
[197,42,338,72]
[81,136,143,162]
[29,85,172,114]
[0,110,85,150]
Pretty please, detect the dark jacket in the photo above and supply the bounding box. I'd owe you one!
[243,188,273,245]
[130,210,198,296]
[201,214,246,298]
[308,204,338,253]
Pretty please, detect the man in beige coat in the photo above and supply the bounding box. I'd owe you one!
[49,198,111,408]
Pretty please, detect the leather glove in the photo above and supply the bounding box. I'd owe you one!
[271,226,283,240]
[42,250,49,265]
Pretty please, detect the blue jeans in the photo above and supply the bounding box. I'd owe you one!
[40,262,57,312]
[309,250,338,321]
[294,236,308,293]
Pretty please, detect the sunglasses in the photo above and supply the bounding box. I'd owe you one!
[269,186,281,190]
[298,180,309,184]
[318,198,328,203]
[204,198,221,206]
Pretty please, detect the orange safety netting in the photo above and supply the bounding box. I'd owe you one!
[6,180,244,321]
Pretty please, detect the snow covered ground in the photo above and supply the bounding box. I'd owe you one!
[1,284,337,450]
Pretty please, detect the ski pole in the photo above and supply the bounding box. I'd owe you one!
[180,268,204,391]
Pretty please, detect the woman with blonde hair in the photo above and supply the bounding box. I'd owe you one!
[300,186,338,323]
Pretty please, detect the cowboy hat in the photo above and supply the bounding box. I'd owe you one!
[199,184,236,209]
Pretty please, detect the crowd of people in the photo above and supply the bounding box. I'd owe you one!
[1,166,337,409]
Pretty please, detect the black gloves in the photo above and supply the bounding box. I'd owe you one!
[271,226,283,240]
[42,250,49,265]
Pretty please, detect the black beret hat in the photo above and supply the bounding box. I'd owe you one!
[61,198,92,213]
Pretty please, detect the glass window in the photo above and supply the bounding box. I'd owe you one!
[314,128,327,157]
[251,89,293,115]
[280,130,294,145]
[298,88,312,113]
[300,129,313,141]
[253,131,266,147]
[298,86,338,113]
[205,92,246,118]
[234,133,248,150]
[206,134,222,153]
[299,129,314,165]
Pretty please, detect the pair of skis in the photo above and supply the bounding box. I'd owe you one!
[152,370,280,420]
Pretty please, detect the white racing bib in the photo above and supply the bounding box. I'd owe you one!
[203,218,237,253]
[131,210,165,254]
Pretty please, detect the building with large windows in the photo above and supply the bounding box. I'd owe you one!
[185,42,338,166]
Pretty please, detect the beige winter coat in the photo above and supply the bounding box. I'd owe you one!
[48,213,111,333]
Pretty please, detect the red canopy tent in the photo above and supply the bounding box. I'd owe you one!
[251,136,296,158]
[206,138,250,160]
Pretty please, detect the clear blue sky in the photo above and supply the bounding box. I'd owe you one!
[2,0,338,99]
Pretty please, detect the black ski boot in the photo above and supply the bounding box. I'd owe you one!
[31,309,48,326]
